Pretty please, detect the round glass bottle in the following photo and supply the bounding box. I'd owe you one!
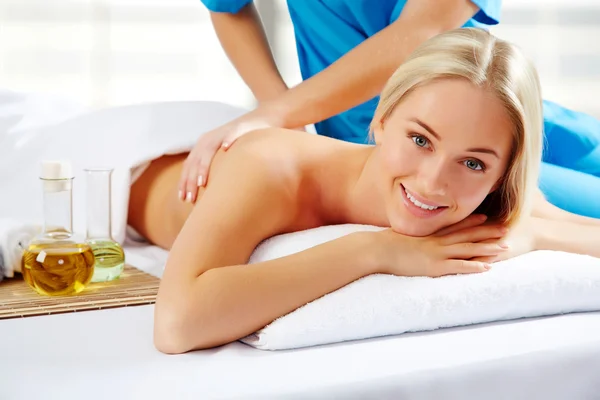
[85,168,125,282]
[22,161,95,296]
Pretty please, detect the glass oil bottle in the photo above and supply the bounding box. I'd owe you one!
[21,161,95,296]
[85,168,125,282]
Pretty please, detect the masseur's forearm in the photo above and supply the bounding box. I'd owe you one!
[266,0,478,129]
[536,218,600,258]
[156,232,378,353]
[210,3,288,102]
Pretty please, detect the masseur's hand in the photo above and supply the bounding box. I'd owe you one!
[178,106,304,203]
[178,108,273,203]
[375,214,509,278]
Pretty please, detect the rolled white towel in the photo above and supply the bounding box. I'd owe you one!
[0,219,41,279]
[241,224,600,350]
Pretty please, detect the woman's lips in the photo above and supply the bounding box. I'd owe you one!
[400,184,448,218]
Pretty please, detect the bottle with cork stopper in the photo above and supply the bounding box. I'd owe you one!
[21,160,95,296]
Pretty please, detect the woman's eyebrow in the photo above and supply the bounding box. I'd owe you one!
[466,147,499,158]
[410,117,499,158]
[410,118,440,141]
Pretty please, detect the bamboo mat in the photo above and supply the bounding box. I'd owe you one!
[0,265,160,320]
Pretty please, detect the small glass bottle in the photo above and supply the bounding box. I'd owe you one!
[22,161,95,296]
[85,168,125,282]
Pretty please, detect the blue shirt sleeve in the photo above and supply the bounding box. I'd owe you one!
[469,0,502,25]
[200,0,253,13]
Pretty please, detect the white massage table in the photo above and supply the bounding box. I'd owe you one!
[2,243,600,400]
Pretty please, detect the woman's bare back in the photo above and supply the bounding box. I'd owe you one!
[127,129,362,250]
[128,153,195,249]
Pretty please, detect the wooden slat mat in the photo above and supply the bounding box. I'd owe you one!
[0,265,159,320]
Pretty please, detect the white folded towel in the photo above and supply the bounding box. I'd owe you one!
[241,224,600,350]
[0,219,41,279]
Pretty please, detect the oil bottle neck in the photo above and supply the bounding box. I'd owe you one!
[42,178,73,236]
[85,168,113,240]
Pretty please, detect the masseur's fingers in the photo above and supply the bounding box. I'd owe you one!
[178,158,193,202]
[220,128,247,151]
[195,140,221,189]
[179,134,222,203]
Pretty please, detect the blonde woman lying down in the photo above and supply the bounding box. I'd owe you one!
[127,28,600,354]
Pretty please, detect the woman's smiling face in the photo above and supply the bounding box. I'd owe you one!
[374,78,514,236]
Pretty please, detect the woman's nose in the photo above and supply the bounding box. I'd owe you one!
[419,158,448,196]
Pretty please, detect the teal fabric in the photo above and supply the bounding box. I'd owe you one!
[283,0,500,143]
[539,101,600,217]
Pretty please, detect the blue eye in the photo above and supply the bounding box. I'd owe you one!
[464,159,484,171]
[412,135,429,148]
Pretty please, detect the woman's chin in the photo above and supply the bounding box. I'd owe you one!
[389,222,438,237]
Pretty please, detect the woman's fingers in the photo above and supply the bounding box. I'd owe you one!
[434,214,487,237]
[446,241,508,259]
[442,224,507,245]
[470,255,498,263]
[437,259,492,276]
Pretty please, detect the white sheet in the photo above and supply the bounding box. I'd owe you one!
[1,252,599,400]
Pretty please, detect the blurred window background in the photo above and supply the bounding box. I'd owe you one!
[1,0,599,118]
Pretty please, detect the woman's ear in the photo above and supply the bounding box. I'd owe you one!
[371,117,385,144]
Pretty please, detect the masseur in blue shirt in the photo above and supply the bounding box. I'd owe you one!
[179,0,600,219]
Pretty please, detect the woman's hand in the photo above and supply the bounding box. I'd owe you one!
[471,216,539,264]
[373,214,509,278]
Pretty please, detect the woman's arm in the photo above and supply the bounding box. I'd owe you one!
[154,146,378,354]
[534,217,600,258]
[208,3,288,102]
[532,188,600,227]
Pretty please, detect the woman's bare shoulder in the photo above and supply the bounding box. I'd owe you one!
[226,128,341,167]
[205,128,337,229]
[210,128,308,182]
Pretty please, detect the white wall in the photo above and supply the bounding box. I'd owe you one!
[491,0,600,117]
[1,0,599,118]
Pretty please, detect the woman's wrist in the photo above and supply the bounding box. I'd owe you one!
[351,230,390,275]
[533,217,558,251]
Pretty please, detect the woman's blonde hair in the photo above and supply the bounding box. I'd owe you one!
[371,28,544,228]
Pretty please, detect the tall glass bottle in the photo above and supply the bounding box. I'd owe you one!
[22,161,95,296]
[85,168,125,282]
